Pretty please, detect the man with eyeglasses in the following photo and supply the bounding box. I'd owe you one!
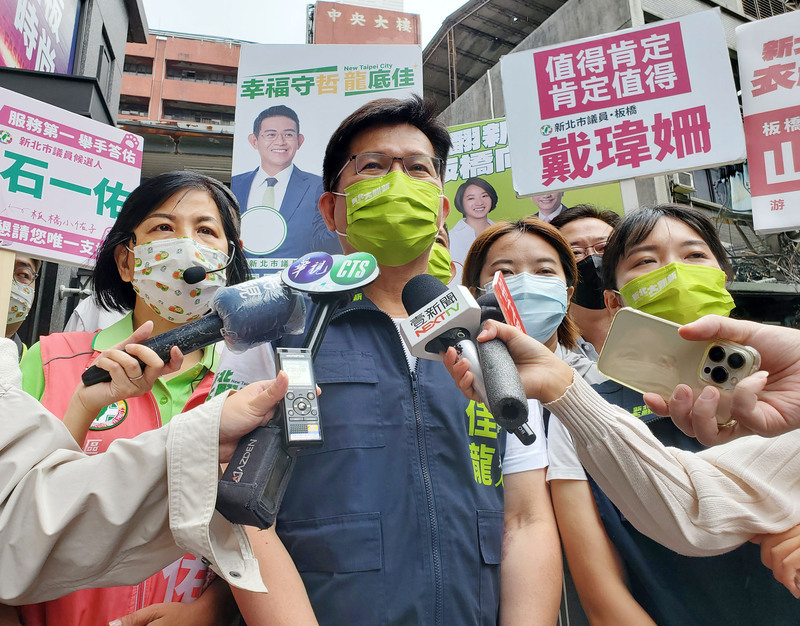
[551,205,621,357]
[215,96,556,625]
[231,105,339,269]
[6,255,40,359]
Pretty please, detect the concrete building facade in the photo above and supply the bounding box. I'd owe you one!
[117,30,243,182]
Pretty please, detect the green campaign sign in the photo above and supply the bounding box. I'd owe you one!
[443,117,624,273]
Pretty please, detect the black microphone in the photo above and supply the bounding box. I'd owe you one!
[400,274,531,439]
[183,240,236,285]
[81,274,306,386]
[476,292,537,446]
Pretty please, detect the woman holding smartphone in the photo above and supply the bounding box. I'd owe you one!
[456,205,798,625]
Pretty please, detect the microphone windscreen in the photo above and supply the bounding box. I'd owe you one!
[476,334,528,430]
[212,273,307,352]
[183,266,208,284]
[402,273,448,315]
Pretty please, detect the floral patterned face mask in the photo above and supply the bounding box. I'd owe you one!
[129,237,228,323]
[6,280,34,326]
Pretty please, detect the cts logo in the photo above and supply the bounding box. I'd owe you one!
[331,253,377,286]
[414,303,460,336]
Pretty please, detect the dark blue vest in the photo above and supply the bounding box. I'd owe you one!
[276,294,506,625]
[589,380,798,626]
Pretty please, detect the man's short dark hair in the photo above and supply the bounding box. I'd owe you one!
[549,204,621,230]
[322,95,451,192]
[252,105,300,136]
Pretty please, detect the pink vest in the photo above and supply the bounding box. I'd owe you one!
[19,331,216,626]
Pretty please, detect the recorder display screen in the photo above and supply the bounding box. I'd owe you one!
[281,358,313,387]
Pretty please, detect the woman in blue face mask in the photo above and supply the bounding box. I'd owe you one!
[462,217,581,351]
[462,216,618,624]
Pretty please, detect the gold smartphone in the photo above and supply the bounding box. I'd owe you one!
[598,308,760,419]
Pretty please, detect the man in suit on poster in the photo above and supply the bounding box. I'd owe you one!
[231,105,339,270]
[530,190,568,223]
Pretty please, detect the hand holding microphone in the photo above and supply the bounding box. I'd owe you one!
[443,319,575,406]
[82,273,306,386]
[400,275,532,443]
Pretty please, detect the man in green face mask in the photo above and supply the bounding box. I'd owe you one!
[225,95,560,625]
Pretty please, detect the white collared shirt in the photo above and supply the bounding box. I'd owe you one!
[245,164,295,211]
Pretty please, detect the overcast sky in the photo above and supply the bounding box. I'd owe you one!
[140,0,467,47]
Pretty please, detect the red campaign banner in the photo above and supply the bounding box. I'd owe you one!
[750,35,800,98]
[743,103,800,197]
[533,21,692,121]
[1,106,143,167]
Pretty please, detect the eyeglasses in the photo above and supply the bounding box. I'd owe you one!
[335,153,443,184]
[14,265,38,285]
[571,241,608,261]
[258,130,298,142]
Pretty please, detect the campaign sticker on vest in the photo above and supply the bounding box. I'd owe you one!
[89,400,128,430]
[241,207,287,255]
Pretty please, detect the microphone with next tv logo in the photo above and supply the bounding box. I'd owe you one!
[400,274,534,445]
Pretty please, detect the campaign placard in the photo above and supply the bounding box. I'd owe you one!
[444,116,622,277]
[0,86,143,266]
[501,9,745,197]
[232,44,422,276]
[737,11,800,233]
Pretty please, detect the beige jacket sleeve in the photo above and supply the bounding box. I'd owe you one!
[546,372,800,557]
[0,340,265,605]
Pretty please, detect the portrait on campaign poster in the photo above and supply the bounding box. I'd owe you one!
[443,117,623,279]
[232,44,422,276]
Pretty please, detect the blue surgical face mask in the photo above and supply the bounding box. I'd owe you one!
[485,273,568,344]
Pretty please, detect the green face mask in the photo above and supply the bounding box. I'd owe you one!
[428,242,453,284]
[335,170,441,267]
[619,262,735,325]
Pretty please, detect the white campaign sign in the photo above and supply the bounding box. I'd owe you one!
[0,86,142,266]
[737,11,800,234]
[232,44,422,276]
[500,9,745,197]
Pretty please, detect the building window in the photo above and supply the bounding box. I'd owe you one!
[123,56,154,75]
[743,0,796,19]
[119,95,150,117]
[164,60,238,85]
[162,101,235,126]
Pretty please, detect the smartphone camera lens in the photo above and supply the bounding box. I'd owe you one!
[710,366,728,384]
[708,346,726,362]
[727,352,745,369]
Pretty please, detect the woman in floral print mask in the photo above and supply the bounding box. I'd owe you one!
[11,171,251,626]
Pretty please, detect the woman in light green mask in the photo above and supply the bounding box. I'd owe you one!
[600,203,735,323]
[447,204,798,624]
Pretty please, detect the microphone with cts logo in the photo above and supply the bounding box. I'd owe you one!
[400,274,535,445]
[216,252,380,529]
